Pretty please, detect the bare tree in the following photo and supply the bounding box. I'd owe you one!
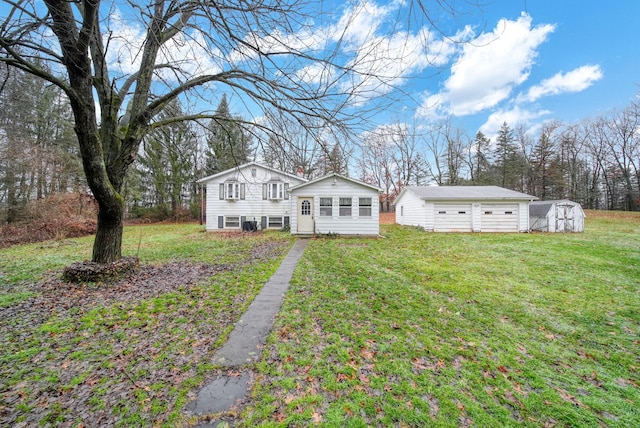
[604,104,640,210]
[259,114,324,179]
[358,129,398,212]
[1,0,488,261]
[423,120,449,185]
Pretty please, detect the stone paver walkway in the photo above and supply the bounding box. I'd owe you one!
[187,239,308,424]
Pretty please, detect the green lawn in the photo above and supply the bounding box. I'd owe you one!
[242,213,640,427]
[1,215,639,427]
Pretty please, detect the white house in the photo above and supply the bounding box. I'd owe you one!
[197,162,307,231]
[288,173,382,236]
[394,186,538,232]
[529,200,585,232]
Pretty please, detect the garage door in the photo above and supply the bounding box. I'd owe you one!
[434,204,472,232]
[481,204,519,232]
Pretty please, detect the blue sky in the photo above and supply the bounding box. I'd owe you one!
[4,0,637,142]
[222,0,640,140]
[376,0,640,138]
[451,0,640,137]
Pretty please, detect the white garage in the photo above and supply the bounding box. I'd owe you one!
[395,186,538,232]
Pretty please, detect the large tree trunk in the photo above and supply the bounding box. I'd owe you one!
[93,197,125,263]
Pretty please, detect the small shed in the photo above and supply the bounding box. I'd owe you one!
[529,200,585,232]
[394,185,537,232]
[288,173,382,236]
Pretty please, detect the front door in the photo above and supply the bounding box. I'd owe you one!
[297,197,314,233]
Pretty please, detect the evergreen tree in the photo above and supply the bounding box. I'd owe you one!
[204,95,253,175]
[494,122,522,189]
[471,131,493,184]
[133,99,196,218]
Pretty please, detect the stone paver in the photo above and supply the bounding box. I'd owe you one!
[188,239,308,421]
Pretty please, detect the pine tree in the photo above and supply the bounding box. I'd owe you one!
[204,95,253,175]
[494,122,519,188]
[471,131,493,184]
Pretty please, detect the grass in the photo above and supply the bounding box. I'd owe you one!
[241,212,640,427]
[1,214,639,427]
[0,224,294,427]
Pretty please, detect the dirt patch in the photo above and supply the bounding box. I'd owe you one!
[379,212,395,224]
[585,209,640,220]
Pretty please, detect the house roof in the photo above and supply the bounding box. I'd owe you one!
[288,173,382,192]
[399,185,538,202]
[196,161,307,184]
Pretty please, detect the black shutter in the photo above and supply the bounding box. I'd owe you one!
[284,216,290,226]
[218,216,224,229]
[240,216,246,230]
[261,216,267,229]
[219,184,224,200]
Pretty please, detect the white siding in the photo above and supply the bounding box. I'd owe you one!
[290,176,380,236]
[518,201,530,232]
[395,190,427,228]
[202,164,305,231]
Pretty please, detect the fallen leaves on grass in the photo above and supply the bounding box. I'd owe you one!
[0,239,290,427]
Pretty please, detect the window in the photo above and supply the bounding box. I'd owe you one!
[320,197,333,216]
[268,216,283,228]
[339,197,352,217]
[266,181,288,200]
[358,197,372,217]
[251,168,257,177]
[225,216,240,228]
[269,182,282,199]
[220,181,243,200]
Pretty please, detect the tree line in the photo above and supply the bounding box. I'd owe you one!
[0,69,350,223]
[2,65,639,224]
[357,98,640,212]
[2,62,638,225]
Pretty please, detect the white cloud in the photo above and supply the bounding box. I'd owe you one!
[229,1,459,105]
[522,65,603,102]
[479,105,551,138]
[332,0,392,46]
[296,62,337,85]
[418,13,555,117]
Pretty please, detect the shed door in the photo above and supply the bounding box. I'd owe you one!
[434,204,472,232]
[556,203,574,232]
[481,204,519,232]
[297,197,314,233]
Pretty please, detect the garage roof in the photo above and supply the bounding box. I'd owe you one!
[403,185,538,201]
